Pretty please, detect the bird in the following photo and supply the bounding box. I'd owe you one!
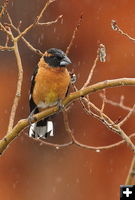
[28,48,72,139]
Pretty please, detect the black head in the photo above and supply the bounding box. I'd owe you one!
[44,48,72,67]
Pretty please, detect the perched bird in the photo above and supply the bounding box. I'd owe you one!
[29,48,72,139]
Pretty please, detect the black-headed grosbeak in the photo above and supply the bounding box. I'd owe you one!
[29,48,72,139]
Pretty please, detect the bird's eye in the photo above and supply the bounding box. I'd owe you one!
[56,55,62,60]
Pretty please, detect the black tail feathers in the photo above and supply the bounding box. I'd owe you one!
[29,117,54,139]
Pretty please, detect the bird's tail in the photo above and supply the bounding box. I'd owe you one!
[29,117,54,139]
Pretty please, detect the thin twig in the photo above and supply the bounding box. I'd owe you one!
[118,104,135,127]
[7,41,23,133]
[26,132,135,151]
[6,13,62,56]
[6,12,43,55]
[63,110,72,138]
[0,45,13,51]
[15,0,56,41]
[36,0,56,22]
[66,13,83,55]
[100,93,135,126]
[0,18,24,134]
[0,22,13,40]
[71,132,135,151]
[100,93,134,112]
[83,98,135,151]
[100,89,106,113]
[125,155,135,185]
[25,133,73,148]
[38,14,63,26]
[5,34,10,47]
[81,44,106,89]
[111,20,135,42]
[82,56,99,89]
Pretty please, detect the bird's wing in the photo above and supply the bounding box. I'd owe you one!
[28,65,54,138]
[29,66,38,113]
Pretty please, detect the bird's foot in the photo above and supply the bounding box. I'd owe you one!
[28,107,37,125]
[57,99,64,111]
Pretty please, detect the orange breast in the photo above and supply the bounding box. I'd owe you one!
[32,62,70,107]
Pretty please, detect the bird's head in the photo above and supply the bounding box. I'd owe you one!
[43,48,72,68]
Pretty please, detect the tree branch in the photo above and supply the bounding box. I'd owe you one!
[0,45,13,51]
[66,13,83,55]
[81,97,135,151]
[111,20,135,42]
[7,41,23,133]
[1,78,135,155]
[118,104,135,127]
[125,155,135,185]
[81,44,106,89]
[5,13,62,56]
[15,0,56,41]
[37,14,63,26]
[100,94,133,112]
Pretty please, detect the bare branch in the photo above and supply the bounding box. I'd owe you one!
[71,131,135,151]
[1,77,135,155]
[82,97,135,151]
[63,109,73,139]
[0,22,14,40]
[36,0,56,22]
[26,133,73,149]
[7,41,23,133]
[15,0,56,41]
[6,12,43,56]
[100,94,134,112]
[31,127,135,151]
[0,15,23,134]
[5,12,62,56]
[0,45,13,51]
[82,56,99,89]
[125,156,135,185]
[81,44,106,89]
[20,36,43,56]
[66,13,83,55]
[100,89,106,113]
[38,14,63,26]
[111,20,135,42]
[118,104,135,127]
[100,93,135,127]
[5,34,10,47]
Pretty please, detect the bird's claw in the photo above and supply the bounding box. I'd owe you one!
[28,115,35,125]
[28,107,37,125]
[57,99,64,111]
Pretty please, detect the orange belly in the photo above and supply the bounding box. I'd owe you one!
[32,65,70,108]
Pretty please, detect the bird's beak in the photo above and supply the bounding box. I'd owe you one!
[60,55,72,66]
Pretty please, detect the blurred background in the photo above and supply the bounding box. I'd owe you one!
[0,0,135,199]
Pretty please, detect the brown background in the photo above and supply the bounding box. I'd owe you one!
[0,0,135,199]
